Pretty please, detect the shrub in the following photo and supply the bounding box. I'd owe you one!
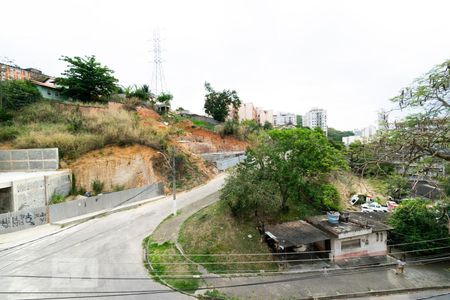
[15,101,65,124]
[1,80,41,110]
[0,126,20,142]
[14,131,103,160]
[50,194,65,204]
[113,184,125,192]
[91,179,104,195]
[0,108,13,123]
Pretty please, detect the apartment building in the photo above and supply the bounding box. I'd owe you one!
[0,63,46,81]
[229,103,274,125]
[273,112,296,126]
[303,108,328,135]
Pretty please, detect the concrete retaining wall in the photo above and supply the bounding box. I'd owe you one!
[0,206,47,234]
[0,148,59,171]
[216,155,246,171]
[49,182,163,222]
[11,171,72,211]
[201,151,245,162]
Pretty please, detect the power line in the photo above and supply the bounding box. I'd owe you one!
[8,258,450,300]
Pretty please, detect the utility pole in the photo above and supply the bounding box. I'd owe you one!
[158,147,177,216]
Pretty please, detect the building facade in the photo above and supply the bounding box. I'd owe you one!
[228,103,274,125]
[0,63,46,81]
[303,108,328,135]
[257,108,274,125]
[273,112,296,126]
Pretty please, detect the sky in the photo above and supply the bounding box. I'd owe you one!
[1,0,449,131]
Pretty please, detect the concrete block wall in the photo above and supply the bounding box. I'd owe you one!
[11,171,71,211]
[0,148,59,171]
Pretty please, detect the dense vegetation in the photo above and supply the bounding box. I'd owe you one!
[389,199,450,254]
[0,101,167,159]
[221,128,346,224]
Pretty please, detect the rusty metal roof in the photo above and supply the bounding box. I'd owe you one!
[265,220,330,247]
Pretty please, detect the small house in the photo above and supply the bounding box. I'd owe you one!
[307,212,392,261]
[264,212,392,262]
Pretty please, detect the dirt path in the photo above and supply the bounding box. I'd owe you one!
[151,191,221,243]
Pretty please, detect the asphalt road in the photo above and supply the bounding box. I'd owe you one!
[0,174,226,300]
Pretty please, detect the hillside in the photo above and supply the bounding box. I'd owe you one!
[0,100,247,193]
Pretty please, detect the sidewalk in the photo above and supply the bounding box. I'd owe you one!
[0,194,165,249]
[204,261,450,299]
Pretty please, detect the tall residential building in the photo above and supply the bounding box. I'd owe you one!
[303,108,328,135]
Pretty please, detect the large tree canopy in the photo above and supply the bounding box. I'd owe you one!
[204,82,241,122]
[56,55,118,102]
[221,128,346,222]
[388,59,449,162]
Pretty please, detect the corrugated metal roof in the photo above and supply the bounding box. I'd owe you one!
[266,220,330,247]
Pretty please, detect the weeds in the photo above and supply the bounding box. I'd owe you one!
[91,179,104,195]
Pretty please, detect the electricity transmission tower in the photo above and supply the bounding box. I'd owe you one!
[151,30,166,95]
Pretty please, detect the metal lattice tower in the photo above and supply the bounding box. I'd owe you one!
[151,30,166,95]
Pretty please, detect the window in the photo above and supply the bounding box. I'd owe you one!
[341,239,361,251]
[376,232,383,242]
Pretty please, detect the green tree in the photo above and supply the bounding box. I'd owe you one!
[389,199,450,253]
[386,174,409,199]
[204,82,241,122]
[387,59,449,162]
[327,127,353,146]
[221,128,346,222]
[56,55,118,102]
[157,92,173,105]
[263,121,273,130]
[221,165,282,222]
[264,128,346,210]
[0,80,41,110]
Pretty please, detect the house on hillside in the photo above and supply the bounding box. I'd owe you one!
[264,212,392,262]
[32,78,66,101]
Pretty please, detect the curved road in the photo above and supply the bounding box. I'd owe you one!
[0,174,226,300]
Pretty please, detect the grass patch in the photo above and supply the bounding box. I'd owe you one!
[200,289,241,300]
[144,237,202,293]
[190,119,216,131]
[178,201,278,274]
[50,194,66,205]
[278,198,320,222]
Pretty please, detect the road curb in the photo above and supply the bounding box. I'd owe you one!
[52,195,166,227]
[297,285,450,300]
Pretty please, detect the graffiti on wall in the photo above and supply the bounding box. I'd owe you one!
[0,208,47,233]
